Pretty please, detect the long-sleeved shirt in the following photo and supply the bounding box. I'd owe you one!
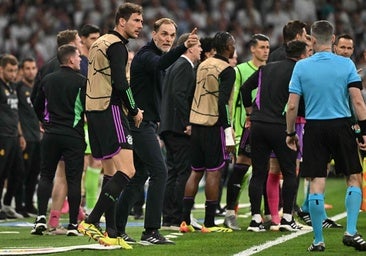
[0,79,18,137]
[16,81,41,141]
[130,39,188,122]
[106,31,138,115]
[242,58,297,125]
[34,66,86,138]
[159,55,196,135]
[86,31,138,115]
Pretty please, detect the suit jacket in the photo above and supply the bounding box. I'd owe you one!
[159,56,195,135]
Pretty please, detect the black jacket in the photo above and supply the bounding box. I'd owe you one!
[241,58,296,125]
[130,40,187,122]
[31,56,60,104]
[34,66,86,138]
[159,56,195,135]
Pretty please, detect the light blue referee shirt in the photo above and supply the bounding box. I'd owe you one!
[289,51,361,120]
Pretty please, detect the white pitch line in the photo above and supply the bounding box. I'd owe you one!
[234,212,347,256]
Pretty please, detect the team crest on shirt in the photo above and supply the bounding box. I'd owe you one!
[25,91,30,96]
[245,144,251,153]
[127,135,133,145]
[4,89,9,96]
[0,149,5,156]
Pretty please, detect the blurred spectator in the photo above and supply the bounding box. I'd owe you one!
[1,0,366,74]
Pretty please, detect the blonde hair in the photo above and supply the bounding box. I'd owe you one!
[153,18,177,32]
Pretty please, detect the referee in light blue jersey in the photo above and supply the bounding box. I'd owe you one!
[286,20,366,252]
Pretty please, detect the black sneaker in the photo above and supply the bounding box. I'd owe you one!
[16,207,30,218]
[25,205,38,217]
[322,218,342,228]
[140,230,175,245]
[343,233,366,251]
[2,205,23,219]
[0,210,7,221]
[279,218,302,232]
[119,232,136,244]
[247,220,266,232]
[262,220,272,231]
[66,223,81,236]
[308,242,325,252]
[31,215,47,235]
[297,209,312,226]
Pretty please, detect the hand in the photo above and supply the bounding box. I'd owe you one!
[226,145,236,154]
[184,125,191,136]
[133,108,143,128]
[19,135,26,151]
[286,135,299,151]
[244,116,251,128]
[39,123,45,133]
[184,28,199,48]
[358,135,366,151]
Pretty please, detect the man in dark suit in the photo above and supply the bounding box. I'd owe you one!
[159,33,202,229]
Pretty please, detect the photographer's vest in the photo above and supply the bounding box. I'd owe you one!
[190,57,230,126]
[86,34,124,111]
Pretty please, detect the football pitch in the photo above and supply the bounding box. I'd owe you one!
[0,178,364,255]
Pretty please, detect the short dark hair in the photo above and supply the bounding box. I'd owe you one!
[177,33,190,45]
[0,54,18,68]
[56,30,78,47]
[334,34,354,46]
[248,34,270,48]
[115,3,143,25]
[311,20,334,45]
[20,57,36,68]
[283,20,307,43]
[57,44,78,65]
[212,32,234,55]
[285,40,307,59]
[79,24,100,37]
[200,37,214,60]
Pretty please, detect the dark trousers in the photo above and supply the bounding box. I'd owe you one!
[16,140,41,210]
[249,121,297,215]
[37,133,85,224]
[161,131,191,226]
[117,121,167,231]
[0,136,23,208]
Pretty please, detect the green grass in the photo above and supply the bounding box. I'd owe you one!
[1,178,365,255]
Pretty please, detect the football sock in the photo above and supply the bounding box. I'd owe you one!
[85,166,101,210]
[204,200,217,227]
[309,193,325,244]
[345,186,361,235]
[182,197,194,225]
[48,209,61,228]
[87,171,130,224]
[266,172,281,224]
[226,163,250,210]
[301,180,310,212]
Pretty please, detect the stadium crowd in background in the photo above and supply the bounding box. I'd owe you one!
[1,0,366,65]
[2,0,366,252]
